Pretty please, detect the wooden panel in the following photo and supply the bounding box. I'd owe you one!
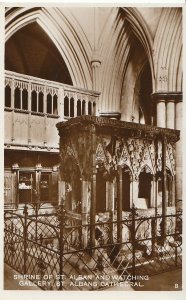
[4,111,12,143]
[30,115,45,146]
[4,171,14,206]
[14,112,28,144]
[46,118,59,147]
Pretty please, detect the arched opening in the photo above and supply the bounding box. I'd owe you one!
[53,94,58,115]
[64,96,69,117]
[14,87,21,109]
[157,169,173,208]
[22,89,28,110]
[88,101,92,115]
[82,100,86,115]
[77,100,81,116]
[47,94,52,114]
[31,90,37,112]
[38,92,44,113]
[122,166,131,211]
[96,171,106,213]
[5,85,11,107]
[93,102,96,115]
[5,22,72,84]
[138,166,153,208]
[70,98,74,117]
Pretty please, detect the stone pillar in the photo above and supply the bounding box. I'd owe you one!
[90,124,97,248]
[91,59,101,92]
[117,168,123,243]
[81,180,91,248]
[166,100,175,129]
[151,175,156,208]
[157,100,166,127]
[91,7,101,92]
[152,92,182,206]
[106,180,115,243]
[171,177,176,207]
[90,173,96,247]
[58,181,66,204]
[106,181,114,211]
[131,177,139,208]
[74,94,77,117]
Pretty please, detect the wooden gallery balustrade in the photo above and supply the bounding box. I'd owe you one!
[4,70,99,152]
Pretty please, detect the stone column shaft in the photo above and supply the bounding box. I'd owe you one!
[166,100,175,129]
[157,100,166,127]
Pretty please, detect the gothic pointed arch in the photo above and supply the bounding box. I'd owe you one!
[98,7,154,122]
[154,7,182,92]
[121,7,154,82]
[5,7,92,89]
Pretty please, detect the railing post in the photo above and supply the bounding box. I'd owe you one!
[90,124,96,249]
[151,207,157,257]
[161,136,167,244]
[131,204,136,282]
[117,167,122,244]
[33,197,40,242]
[23,205,28,274]
[58,201,65,290]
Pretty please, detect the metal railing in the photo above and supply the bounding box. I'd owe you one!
[4,204,182,290]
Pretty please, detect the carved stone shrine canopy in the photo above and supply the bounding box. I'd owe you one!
[56,115,180,218]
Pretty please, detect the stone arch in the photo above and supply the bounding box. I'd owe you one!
[98,7,154,115]
[132,60,153,125]
[154,7,182,92]
[122,7,154,83]
[5,7,92,89]
[139,164,154,176]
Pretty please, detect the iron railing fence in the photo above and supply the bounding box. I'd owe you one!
[4,204,182,290]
